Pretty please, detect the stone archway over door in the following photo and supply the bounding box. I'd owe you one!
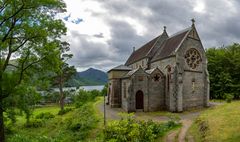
[136,90,144,109]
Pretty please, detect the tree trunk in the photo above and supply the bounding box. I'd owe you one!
[59,75,64,111]
[0,71,5,141]
[0,100,5,142]
[59,90,64,111]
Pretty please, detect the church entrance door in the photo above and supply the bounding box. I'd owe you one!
[136,90,144,109]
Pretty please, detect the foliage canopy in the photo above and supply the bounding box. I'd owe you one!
[206,43,240,99]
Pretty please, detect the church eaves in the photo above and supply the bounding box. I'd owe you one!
[107,64,132,73]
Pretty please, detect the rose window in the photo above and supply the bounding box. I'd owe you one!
[184,48,201,69]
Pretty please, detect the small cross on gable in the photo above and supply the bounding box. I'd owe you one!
[153,74,160,81]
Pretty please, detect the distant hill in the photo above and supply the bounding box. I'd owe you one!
[66,68,107,87]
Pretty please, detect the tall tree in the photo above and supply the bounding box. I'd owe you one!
[53,41,76,111]
[0,0,67,141]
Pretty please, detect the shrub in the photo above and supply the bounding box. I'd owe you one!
[8,134,33,142]
[103,113,180,142]
[7,134,55,142]
[5,124,14,135]
[35,112,55,119]
[25,119,44,128]
[101,84,108,96]
[225,93,234,103]
[43,92,59,103]
[74,89,102,108]
[58,108,73,115]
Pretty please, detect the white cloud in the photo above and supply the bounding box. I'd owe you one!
[193,0,206,13]
[63,0,111,41]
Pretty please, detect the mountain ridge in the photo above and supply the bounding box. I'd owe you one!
[66,68,107,87]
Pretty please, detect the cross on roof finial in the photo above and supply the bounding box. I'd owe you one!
[191,18,195,27]
[163,26,166,32]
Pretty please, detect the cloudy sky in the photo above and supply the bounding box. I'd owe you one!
[61,0,240,72]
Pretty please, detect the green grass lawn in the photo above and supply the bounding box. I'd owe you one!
[188,101,240,142]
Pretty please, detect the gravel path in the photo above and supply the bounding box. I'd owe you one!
[178,119,193,142]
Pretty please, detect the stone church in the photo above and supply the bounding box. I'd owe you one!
[107,20,209,112]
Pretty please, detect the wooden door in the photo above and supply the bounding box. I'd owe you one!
[136,90,144,109]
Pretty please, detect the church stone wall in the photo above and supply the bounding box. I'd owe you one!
[108,70,130,108]
[148,72,165,111]
[109,79,121,107]
[151,57,177,111]
[130,69,149,112]
[129,58,148,69]
[165,76,170,110]
[150,57,176,74]
[176,35,207,110]
[182,71,204,109]
[108,70,128,79]
[121,78,131,111]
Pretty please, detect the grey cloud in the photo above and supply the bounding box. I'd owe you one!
[68,0,240,71]
[106,20,147,54]
[68,30,122,71]
[96,0,240,47]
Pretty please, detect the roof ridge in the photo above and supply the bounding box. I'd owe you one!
[169,27,191,38]
[125,35,160,65]
[134,35,159,53]
[174,28,192,53]
[151,39,168,61]
[146,31,170,62]
[146,35,163,56]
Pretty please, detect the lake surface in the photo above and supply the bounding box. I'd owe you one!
[79,85,104,91]
[52,87,77,92]
[51,85,104,92]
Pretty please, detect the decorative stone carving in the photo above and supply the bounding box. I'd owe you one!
[153,74,160,81]
[185,48,202,69]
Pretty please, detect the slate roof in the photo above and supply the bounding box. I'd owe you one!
[147,31,169,59]
[125,27,191,65]
[151,28,190,61]
[125,36,160,65]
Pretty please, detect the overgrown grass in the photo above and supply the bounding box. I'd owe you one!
[86,97,105,141]
[6,102,99,142]
[187,101,240,142]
